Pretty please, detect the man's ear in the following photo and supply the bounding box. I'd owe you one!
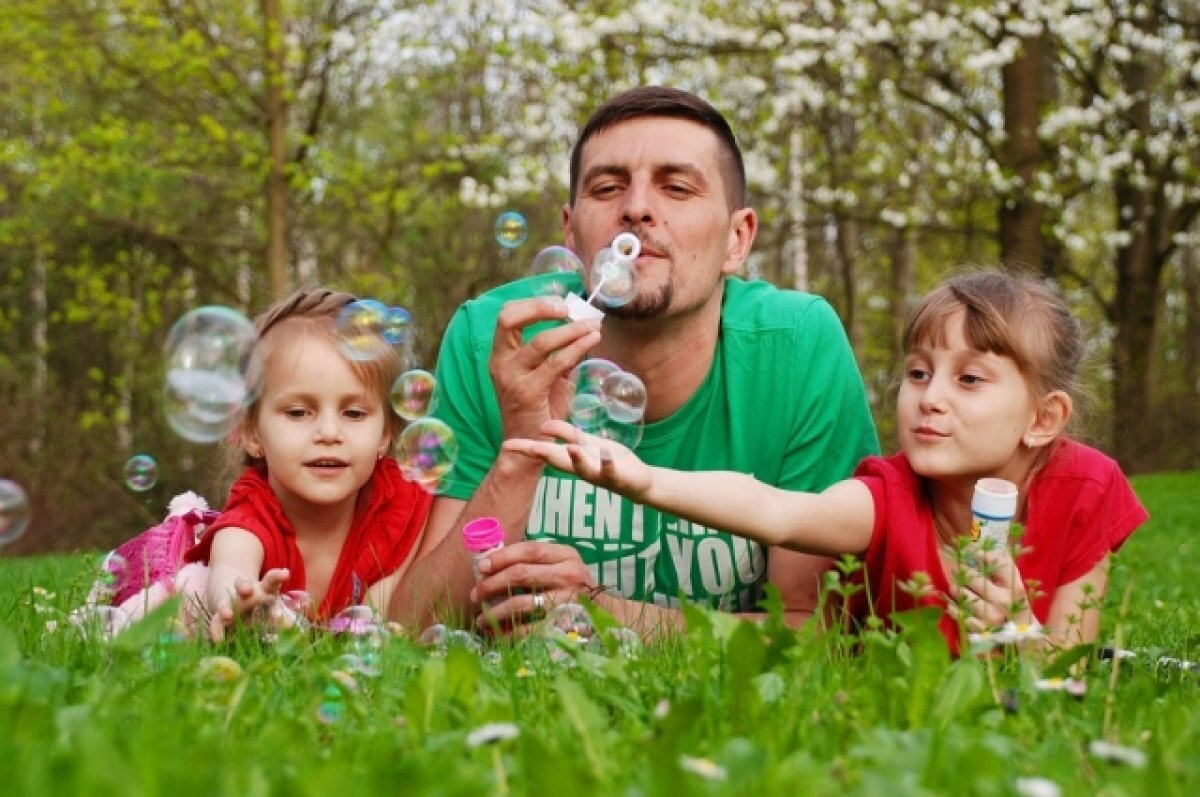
[722,207,758,275]
[1024,391,1073,448]
[562,203,576,252]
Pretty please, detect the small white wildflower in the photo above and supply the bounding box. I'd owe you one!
[1015,776,1062,797]
[993,620,1045,644]
[679,755,726,780]
[1035,678,1087,697]
[44,620,58,633]
[1089,739,1147,768]
[466,722,520,748]
[653,699,670,719]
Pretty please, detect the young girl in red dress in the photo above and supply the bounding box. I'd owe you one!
[505,270,1147,650]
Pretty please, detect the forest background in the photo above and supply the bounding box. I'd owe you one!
[1,0,1197,554]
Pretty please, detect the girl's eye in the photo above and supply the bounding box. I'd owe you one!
[906,368,930,382]
[344,408,370,420]
[285,408,308,419]
[959,374,984,386]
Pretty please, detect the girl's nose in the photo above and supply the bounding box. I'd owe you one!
[918,374,949,412]
[314,411,344,442]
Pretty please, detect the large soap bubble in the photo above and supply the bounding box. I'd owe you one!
[0,479,30,547]
[334,299,393,362]
[390,369,438,421]
[567,359,646,450]
[589,248,636,308]
[123,454,159,492]
[530,246,585,298]
[163,306,257,444]
[396,418,459,493]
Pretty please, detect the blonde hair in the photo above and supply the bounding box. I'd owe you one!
[233,289,403,470]
[902,270,1084,403]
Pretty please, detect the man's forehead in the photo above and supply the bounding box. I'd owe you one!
[579,116,721,170]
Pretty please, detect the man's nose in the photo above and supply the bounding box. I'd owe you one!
[620,177,655,227]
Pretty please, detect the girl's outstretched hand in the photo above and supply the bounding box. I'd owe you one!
[502,419,654,502]
[208,567,290,642]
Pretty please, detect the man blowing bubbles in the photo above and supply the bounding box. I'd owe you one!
[389,86,878,635]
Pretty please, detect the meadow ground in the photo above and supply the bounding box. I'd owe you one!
[0,471,1196,796]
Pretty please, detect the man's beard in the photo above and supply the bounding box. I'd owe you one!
[604,282,672,320]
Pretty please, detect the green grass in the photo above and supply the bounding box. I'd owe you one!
[0,471,1196,796]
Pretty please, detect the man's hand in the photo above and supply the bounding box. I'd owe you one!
[490,297,601,440]
[469,540,596,635]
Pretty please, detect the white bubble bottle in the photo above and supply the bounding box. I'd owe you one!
[971,478,1018,548]
[462,516,505,582]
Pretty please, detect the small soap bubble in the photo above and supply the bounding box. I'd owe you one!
[68,605,131,641]
[593,417,644,450]
[530,246,584,298]
[335,299,391,362]
[100,551,128,587]
[569,392,608,432]
[570,359,622,397]
[327,604,382,635]
[381,306,412,346]
[163,306,257,444]
[396,418,459,493]
[418,623,448,647]
[123,454,159,492]
[445,629,484,653]
[494,211,529,249]
[0,479,31,547]
[545,602,595,639]
[601,372,648,423]
[390,370,438,421]
[590,248,636,308]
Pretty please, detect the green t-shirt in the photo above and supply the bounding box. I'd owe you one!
[433,275,880,610]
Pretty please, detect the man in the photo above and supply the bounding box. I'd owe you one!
[389,86,878,633]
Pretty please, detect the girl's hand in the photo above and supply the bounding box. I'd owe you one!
[208,567,290,642]
[502,419,654,502]
[945,547,1033,633]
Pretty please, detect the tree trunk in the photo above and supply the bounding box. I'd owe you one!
[30,248,47,458]
[835,213,860,353]
[263,0,289,299]
[788,127,809,292]
[889,225,916,362]
[1000,31,1046,271]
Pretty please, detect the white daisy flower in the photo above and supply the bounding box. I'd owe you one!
[679,755,726,780]
[993,620,1045,644]
[1015,776,1062,797]
[1088,739,1147,768]
[466,722,520,748]
[1035,678,1087,697]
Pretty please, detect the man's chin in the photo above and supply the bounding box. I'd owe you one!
[603,289,671,321]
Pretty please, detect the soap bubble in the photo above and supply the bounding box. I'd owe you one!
[0,479,31,547]
[545,602,594,639]
[570,359,622,397]
[601,371,648,423]
[163,306,257,444]
[593,416,644,450]
[390,370,438,421]
[530,246,584,298]
[68,605,131,641]
[418,623,448,647]
[381,306,412,346]
[327,604,382,636]
[590,248,636,308]
[495,211,529,249]
[396,418,459,493]
[335,299,392,362]
[123,454,159,492]
[569,392,608,432]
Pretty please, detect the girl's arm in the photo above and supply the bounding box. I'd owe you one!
[205,527,288,641]
[1045,555,1110,647]
[503,420,876,557]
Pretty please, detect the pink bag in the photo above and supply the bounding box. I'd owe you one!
[89,492,218,614]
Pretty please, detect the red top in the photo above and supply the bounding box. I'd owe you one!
[186,457,433,617]
[847,438,1148,650]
